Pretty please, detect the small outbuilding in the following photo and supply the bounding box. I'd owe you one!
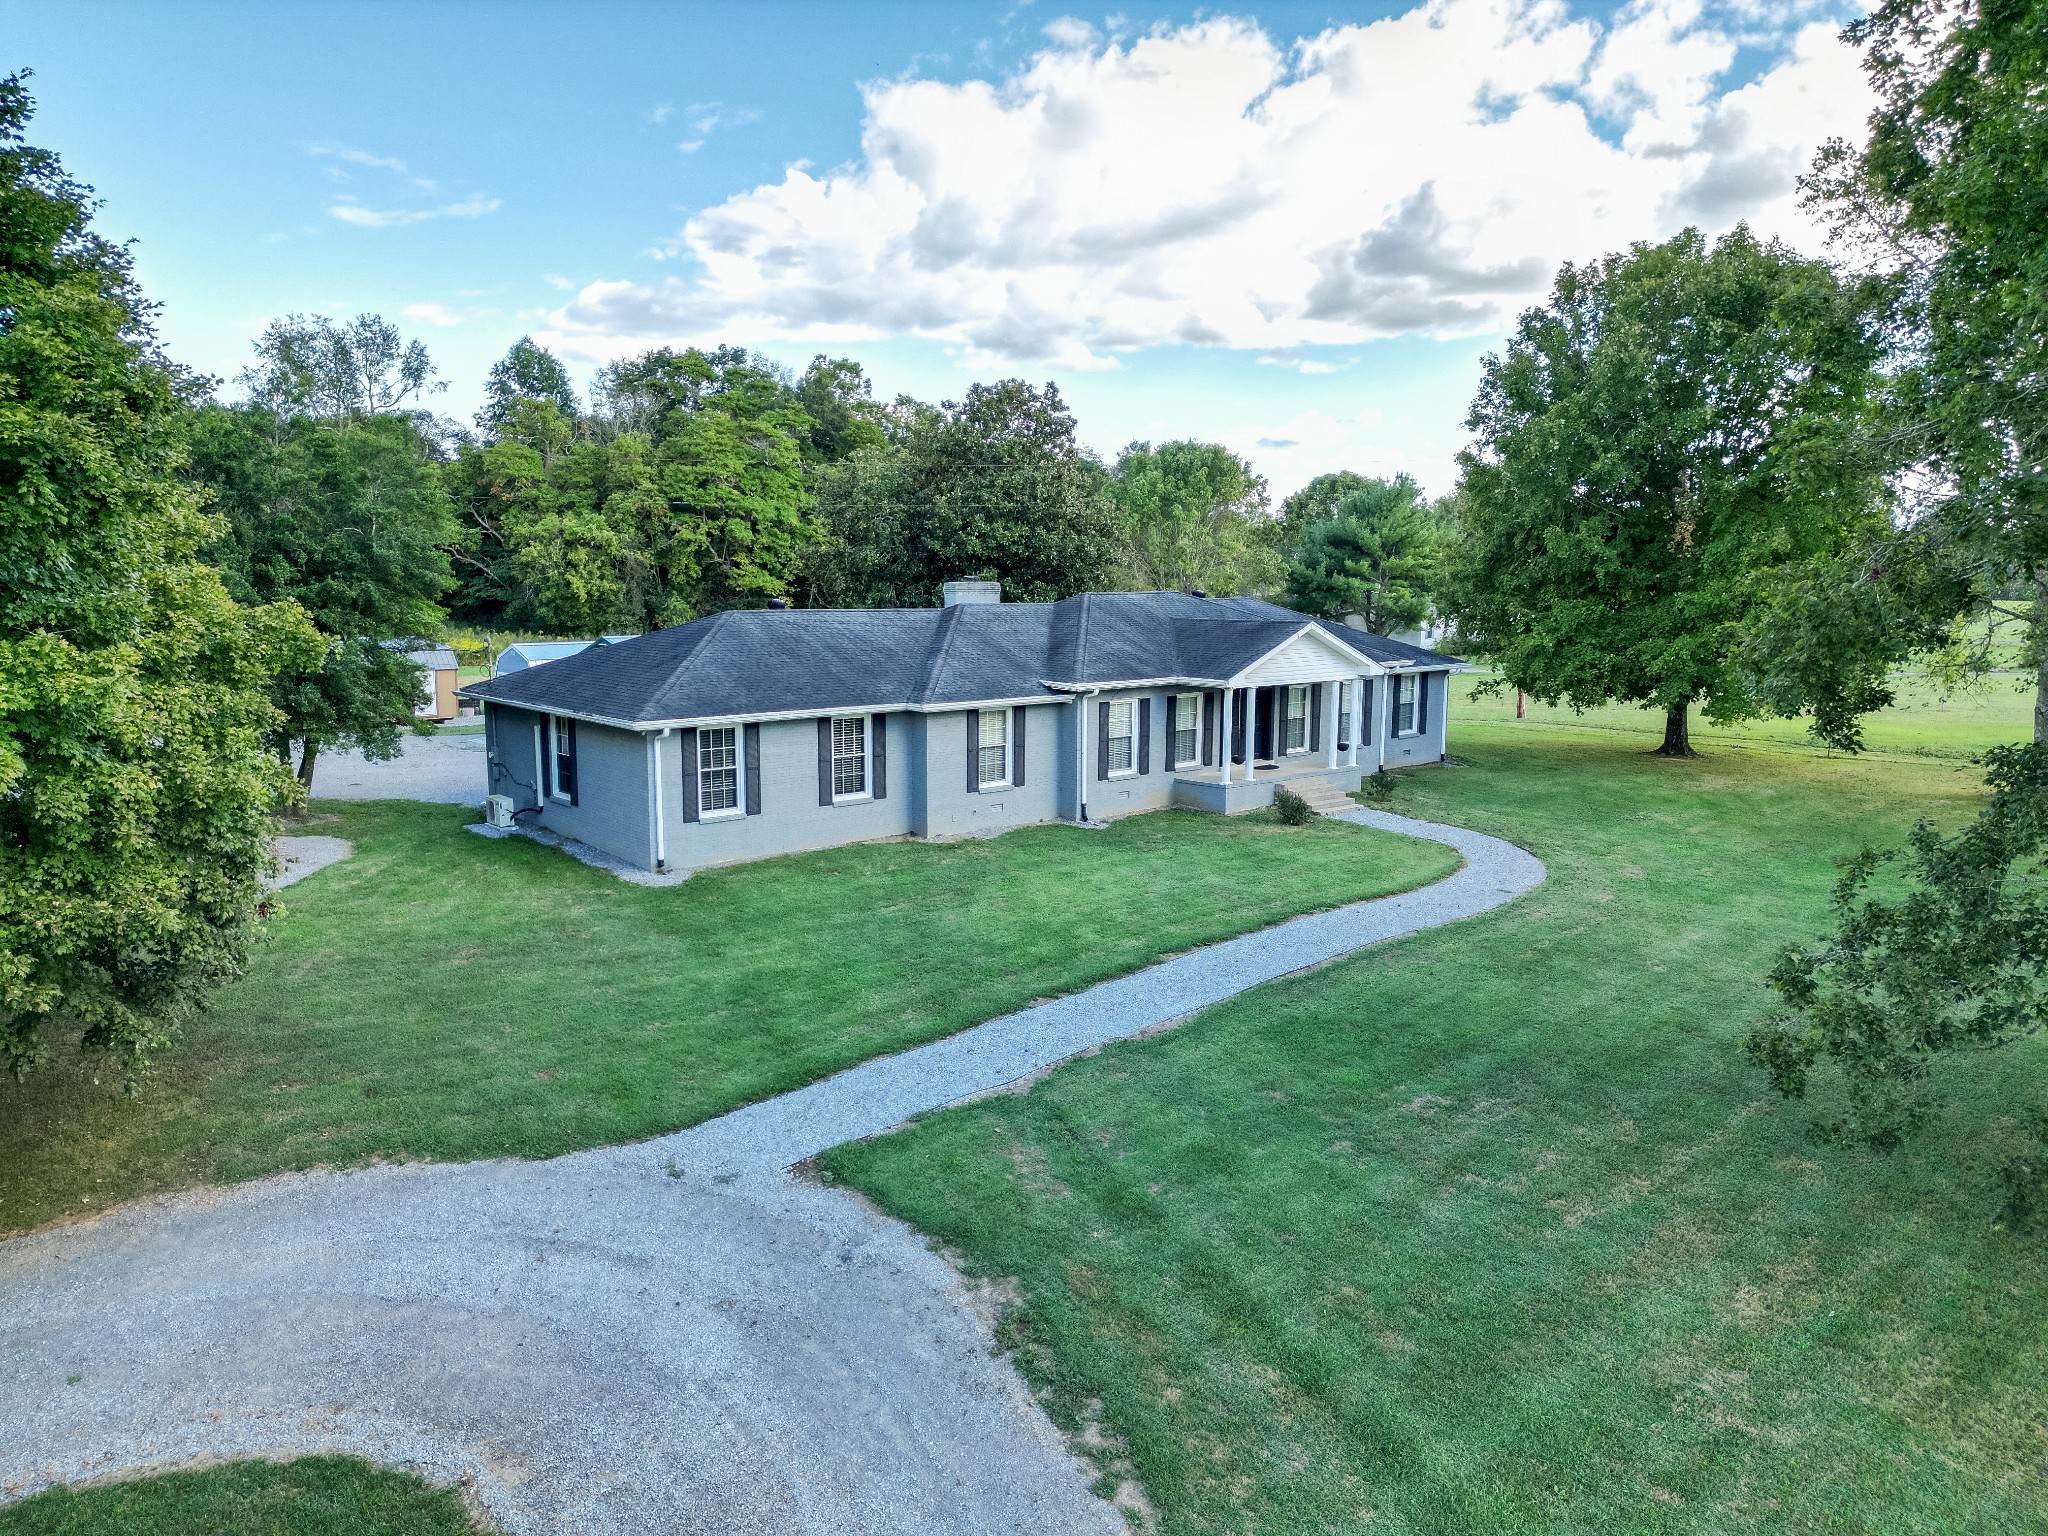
[383,640,462,722]
[494,637,636,676]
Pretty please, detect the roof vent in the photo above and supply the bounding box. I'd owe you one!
[1190,588,1208,599]
[766,597,789,610]
[940,580,1001,607]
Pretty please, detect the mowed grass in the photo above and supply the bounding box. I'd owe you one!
[0,1457,485,1536]
[823,724,2048,1535]
[0,803,1453,1235]
[1456,667,2036,759]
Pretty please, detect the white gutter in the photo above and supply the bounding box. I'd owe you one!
[1073,687,1099,823]
[648,727,672,871]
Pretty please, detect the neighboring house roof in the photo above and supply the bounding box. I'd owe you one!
[380,639,460,672]
[495,639,618,674]
[461,592,1463,728]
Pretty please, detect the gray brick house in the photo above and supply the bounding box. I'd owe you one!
[459,584,1460,875]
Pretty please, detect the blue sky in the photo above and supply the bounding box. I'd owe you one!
[5,0,1865,495]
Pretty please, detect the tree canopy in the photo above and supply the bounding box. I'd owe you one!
[1744,0,2048,748]
[478,336,577,432]
[1109,440,1277,596]
[810,379,1119,607]
[0,74,320,1080]
[1447,225,1890,755]
[241,312,442,422]
[190,400,458,787]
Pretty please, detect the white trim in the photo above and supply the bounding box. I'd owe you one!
[1393,673,1421,738]
[1224,624,1383,688]
[1280,686,1310,756]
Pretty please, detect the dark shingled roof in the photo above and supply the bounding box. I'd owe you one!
[459,591,1462,726]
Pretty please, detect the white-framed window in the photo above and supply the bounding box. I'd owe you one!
[1171,692,1201,767]
[1394,674,1419,736]
[1106,700,1135,776]
[549,714,577,801]
[977,709,1010,788]
[1282,686,1309,753]
[832,715,869,800]
[699,725,741,815]
[1337,681,1353,752]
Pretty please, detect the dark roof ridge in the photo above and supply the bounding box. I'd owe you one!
[911,602,966,706]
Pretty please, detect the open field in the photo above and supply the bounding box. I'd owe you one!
[1457,668,2036,759]
[0,1457,483,1536]
[0,804,1452,1236]
[826,723,2048,1535]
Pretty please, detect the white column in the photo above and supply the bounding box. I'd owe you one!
[1325,680,1340,768]
[1349,678,1362,767]
[1218,687,1233,784]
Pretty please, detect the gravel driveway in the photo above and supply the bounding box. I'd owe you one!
[310,730,488,806]
[0,808,1544,1534]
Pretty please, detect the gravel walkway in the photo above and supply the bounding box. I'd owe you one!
[0,808,1542,1534]
[268,836,354,888]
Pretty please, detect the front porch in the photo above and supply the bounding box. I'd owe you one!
[1170,759,1366,815]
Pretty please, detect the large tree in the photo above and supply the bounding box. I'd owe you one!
[1746,0,2048,747]
[241,312,442,422]
[191,395,457,789]
[0,76,320,1080]
[811,379,1118,607]
[1741,0,2048,1217]
[1285,478,1446,632]
[1447,226,1890,755]
[1110,440,1277,595]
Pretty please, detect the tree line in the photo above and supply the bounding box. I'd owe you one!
[5,0,2045,1218]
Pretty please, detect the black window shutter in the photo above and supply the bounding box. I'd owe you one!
[1232,689,1247,763]
[744,723,762,815]
[1361,680,1375,745]
[817,717,833,806]
[1137,697,1151,775]
[564,718,579,805]
[1309,685,1323,754]
[965,710,980,793]
[1201,691,1216,766]
[872,714,887,800]
[680,727,700,823]
[1012,706,1026,787]
[1162,698,1175,770]
[1097,701,1110,780]
[1419,672,1432,734]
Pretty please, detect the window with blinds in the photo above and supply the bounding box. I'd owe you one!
[1171,692,1199,766]
[1106,701,1135,775]
[1283,686,1309,752]
[699,726,739,813]
[977,709,1009,786]
[832,716,867,798]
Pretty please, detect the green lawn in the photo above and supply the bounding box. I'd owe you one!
[1457,667,2036,759]
[0,802,1452,1235]
[824,724,2048,1535]
[0,1457,483,1536]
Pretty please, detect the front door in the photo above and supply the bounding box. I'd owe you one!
[1253,686,1276,762]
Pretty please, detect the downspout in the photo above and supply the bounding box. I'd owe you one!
[1074,688,1098,824]
[649,727,672,871]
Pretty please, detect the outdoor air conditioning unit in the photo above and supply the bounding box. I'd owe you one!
[485,794,517,830]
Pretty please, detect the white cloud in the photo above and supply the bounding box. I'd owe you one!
[308,143,438,192]
[677,102,760,153]
[647,104,675,124]
[401,302,466,326]
[537,1,1871,366]
[328,190,502,228]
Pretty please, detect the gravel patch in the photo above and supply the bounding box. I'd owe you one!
[268,836,354,889]
[310,732,487,806]
[466,821,691,887]
[0,809,1543,1534]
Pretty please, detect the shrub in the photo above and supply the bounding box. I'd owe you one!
[1362,769,1398,801]
[1273,786,1314,825]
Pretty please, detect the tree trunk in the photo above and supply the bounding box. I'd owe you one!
[295,739,319,793]
[1655,702,1696,757]
[2035,573,2048,746]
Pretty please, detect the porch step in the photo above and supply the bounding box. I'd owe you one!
[1277,779,1359,816]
